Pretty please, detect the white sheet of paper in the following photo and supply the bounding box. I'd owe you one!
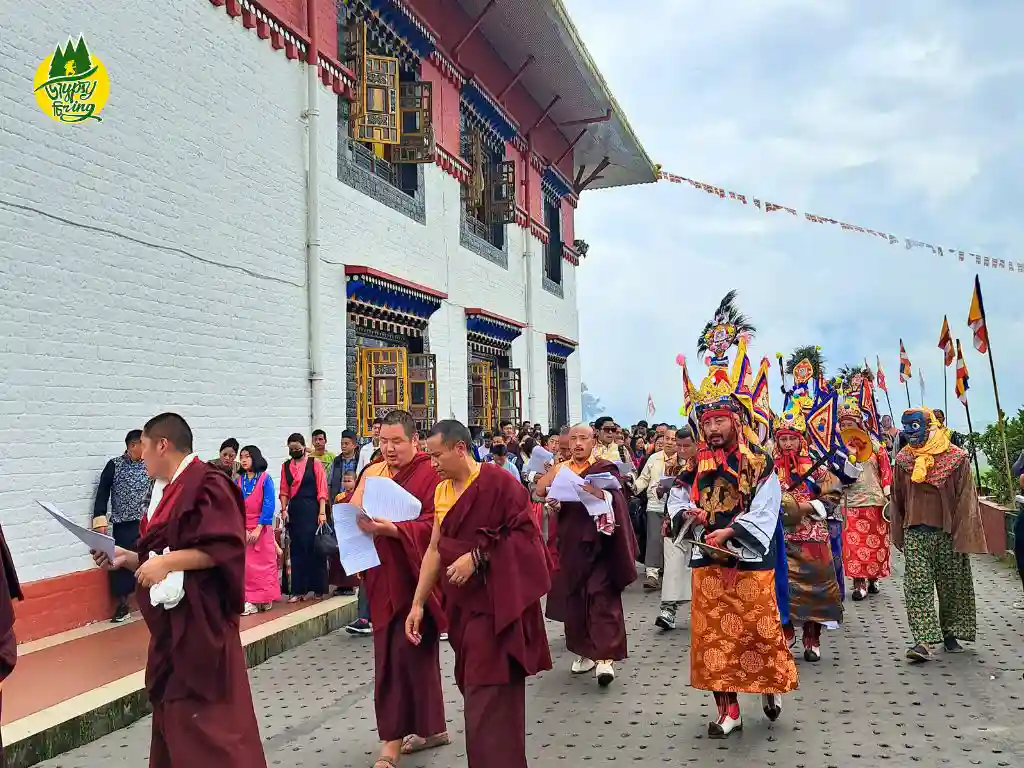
[658,476,676,491]
[333,503,381,574]
[587,472,621,491]
[362,476,422,522]
[38,500,116,559]
[615,461,634,476]
[524,446,554,475]
[546,466,586,502]
[575,486,612,518]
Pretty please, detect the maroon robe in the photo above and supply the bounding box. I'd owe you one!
[547,459,637,661]
[0,524,23,766]
[361,453,447,742]
[437,463,552,768]
[136,459,266,768]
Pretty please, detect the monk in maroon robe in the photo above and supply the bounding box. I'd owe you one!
[535,424,637,687]
[351,410,448,768]
[93,413,266,768]
[409,420,551,768]
[1,523,24,766]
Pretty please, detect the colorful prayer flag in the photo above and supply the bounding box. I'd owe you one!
[875,355,888,392]
[899,340,912,382]
[955,339,970,405]
[967,275,988,353]
[938,316,954,366]
[751,357,772,441]
[806,390,838,457]
[859,380,881,438]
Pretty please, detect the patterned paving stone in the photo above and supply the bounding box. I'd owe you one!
[35,554,1024,767]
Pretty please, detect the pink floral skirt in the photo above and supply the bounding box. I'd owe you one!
[841,506,892,580]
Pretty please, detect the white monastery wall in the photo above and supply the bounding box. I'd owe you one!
[0,0,583,582]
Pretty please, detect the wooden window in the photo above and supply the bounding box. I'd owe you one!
[342,20,434,197]
[543,196,562,284]
[357,347,409,438]
[468,361,495,429]
[548,362,568,430]
[461,124,514,249]
[497,367,522,427]
[394,82,435,164]
[407,353,438,436]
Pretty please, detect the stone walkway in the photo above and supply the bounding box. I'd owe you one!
[35,554,1024,767]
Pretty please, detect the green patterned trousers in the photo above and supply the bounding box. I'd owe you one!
[903,527,977,645]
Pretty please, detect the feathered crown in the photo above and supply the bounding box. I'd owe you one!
[691,292,756,423]
[773,401,807,436]
[696,290,756,364]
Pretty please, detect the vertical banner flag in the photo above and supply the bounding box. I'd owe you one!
[647,393,656,418]
[938,316,954,366]
[899,341,913,382]
[875,355,888,392]
[955,339,970,404]
[967,275,988,353]
[919,366,926,404]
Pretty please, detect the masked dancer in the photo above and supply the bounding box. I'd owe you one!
[890,408,987,662]
[677,296,797,738]
[837,397,893,600]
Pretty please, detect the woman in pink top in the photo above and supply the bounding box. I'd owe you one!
[237,445,281,615]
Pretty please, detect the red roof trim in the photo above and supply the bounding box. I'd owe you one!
[345,266,448,299]
[545,333,578,347]
[464,307,527,329]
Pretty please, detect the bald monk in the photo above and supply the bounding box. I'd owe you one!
[92,412,266,767]
[351,409,448,768]
[408,420,552,768]
[1,522,24,765]
[535,423,638,687]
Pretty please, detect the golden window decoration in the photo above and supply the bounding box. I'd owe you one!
[497,367,522,426]
[407,353,438,435]
[394,82,435,164]
[468,361,495,429]
[357,347,409,437]
[355,54,400,145]
[489,160,516,225]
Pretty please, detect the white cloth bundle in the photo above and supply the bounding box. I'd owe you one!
[148,548,185,610]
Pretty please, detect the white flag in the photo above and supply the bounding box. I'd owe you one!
[918,367,926,405]
[647,393,656,417]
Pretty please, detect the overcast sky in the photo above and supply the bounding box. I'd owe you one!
[565,0,1024,433]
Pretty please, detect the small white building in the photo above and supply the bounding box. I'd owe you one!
[0,0,654,634]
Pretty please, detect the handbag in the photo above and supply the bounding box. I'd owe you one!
[314,522,339,559]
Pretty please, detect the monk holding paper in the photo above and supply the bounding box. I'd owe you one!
[350,409,448,767]
[92,412,266,768]
[535,423,637,687]
[408,420,551,768]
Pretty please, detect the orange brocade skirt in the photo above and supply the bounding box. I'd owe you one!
[690,567,799,695]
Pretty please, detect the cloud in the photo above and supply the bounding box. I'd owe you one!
[566,0,1024,434]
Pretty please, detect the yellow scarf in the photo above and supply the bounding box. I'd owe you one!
[906,421,951,483]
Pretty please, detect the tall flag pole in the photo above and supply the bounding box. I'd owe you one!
[899,340,913,409]
[938,315,954,415]
[875,354,896,423]
[954,338,982,489]
[967,274,1013,492]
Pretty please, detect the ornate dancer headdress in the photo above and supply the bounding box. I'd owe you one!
[773,401,808,437]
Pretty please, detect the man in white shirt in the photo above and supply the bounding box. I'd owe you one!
[356,418,383,476]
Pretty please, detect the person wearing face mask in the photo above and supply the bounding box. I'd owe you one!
[889,407,987,662]
[279,433,329,603]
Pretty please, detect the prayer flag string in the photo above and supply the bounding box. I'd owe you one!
[655,169,1022,278]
